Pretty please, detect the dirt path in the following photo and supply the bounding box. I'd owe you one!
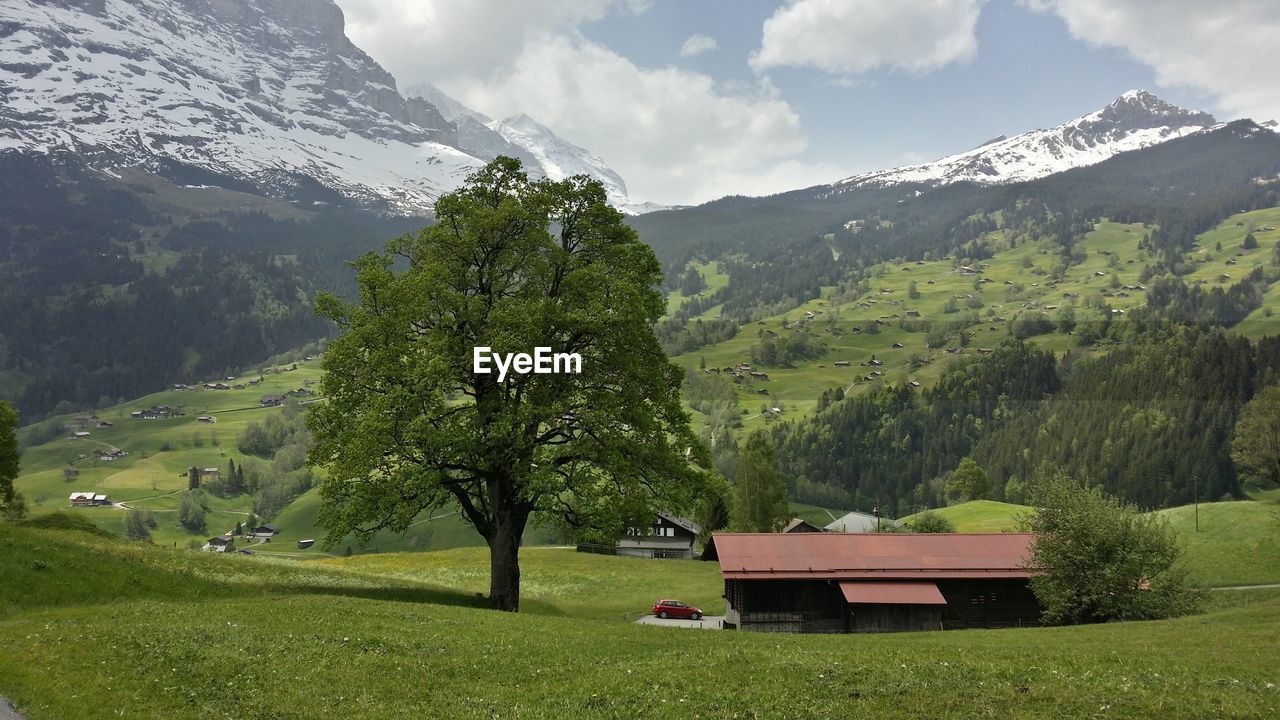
[112,488,183,510]
[1209,583,1280,591]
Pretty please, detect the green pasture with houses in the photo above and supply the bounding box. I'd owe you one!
[669,209,1280,431]
[1,519,1279,719]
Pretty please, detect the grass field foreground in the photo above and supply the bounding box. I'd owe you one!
[2,520,1279,718]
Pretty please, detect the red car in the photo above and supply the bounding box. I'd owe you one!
[652,599,702,620]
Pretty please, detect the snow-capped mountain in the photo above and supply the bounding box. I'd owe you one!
[406,83,664,214]
[836,91,1217,189]
[0,0,659,214]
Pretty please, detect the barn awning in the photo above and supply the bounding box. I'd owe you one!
[839,581,947,605]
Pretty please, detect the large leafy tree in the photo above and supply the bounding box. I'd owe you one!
[1231,385,1280,488]
[0,400,19,517]
[309,158,708,611]
[1027,474,1203,624]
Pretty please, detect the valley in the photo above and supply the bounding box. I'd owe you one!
[3,1,1280,717]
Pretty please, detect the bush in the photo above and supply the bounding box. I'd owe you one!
[1027,474,1204,624]
[907,511,955,533]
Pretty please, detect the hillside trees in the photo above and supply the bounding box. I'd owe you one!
[1231,385,1280,488]
[730,433,789,532]
[124,509,155,541]
[178,490,207,534]
[0,401,18,519]
[1027,474,1203,624]
[945,458,989,501]
[310,158,708,611]
[976,330,1280,507]
[774,340,1057,511]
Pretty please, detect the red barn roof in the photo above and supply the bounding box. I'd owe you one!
[839,581,947,605]
[704,532,1036,580]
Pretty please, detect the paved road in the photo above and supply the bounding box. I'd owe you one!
[1210,583,1280,591]
[0,697,23,720]
[634,614,726,630]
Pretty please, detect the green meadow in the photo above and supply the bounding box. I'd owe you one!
[906,498,1280,588]
[2,519,1279,719]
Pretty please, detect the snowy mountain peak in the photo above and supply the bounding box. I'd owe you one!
[0,0,481,212]
[0,1,662,214]
[837,91,1216,189]
[490,114,631,204]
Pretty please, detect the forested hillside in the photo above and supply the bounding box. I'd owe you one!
[0,154,422,419]
[774,331,1280,515]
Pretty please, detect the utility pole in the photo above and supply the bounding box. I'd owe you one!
[1194,474,1200,532]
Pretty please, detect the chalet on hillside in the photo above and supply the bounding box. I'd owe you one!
[252,523,279,539]
[614,512,701,559]
[703,533,1041,633]
[203,534,235,553]
[260,394,285,407]
[68,492,111,507]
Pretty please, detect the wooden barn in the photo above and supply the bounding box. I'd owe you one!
[703,533,1041,633]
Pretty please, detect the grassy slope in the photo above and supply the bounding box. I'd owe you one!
[663,260,730,320]
[1156,501,1280,587]
[672,220,1157,429]
[906,499,1280,587]
[1,523,1279,719]
[11,359,537,555]
[903,500,1031,533]
[672,210,1280,432]
[324,546,725,621]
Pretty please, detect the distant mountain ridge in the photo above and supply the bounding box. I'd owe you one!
[835,91,1219,189]
[0,0,657,214]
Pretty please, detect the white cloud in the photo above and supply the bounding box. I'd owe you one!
[751,0,985,76]
[333,1,837,204]
[336,0,614,85]
[679,33,719,58]
[452,34,819,204]
[1026,0,1280,123]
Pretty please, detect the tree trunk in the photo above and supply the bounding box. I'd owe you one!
[487,507,528,612]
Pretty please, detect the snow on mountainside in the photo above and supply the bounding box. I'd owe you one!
[406,83,664,214]
[494,114,631,204]
[0,0,661,214]
[836,91,1217,189]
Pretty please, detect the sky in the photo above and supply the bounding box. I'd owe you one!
[333,0,1280,206]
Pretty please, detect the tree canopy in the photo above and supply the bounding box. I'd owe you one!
[1027,474,1203,624]
[308,158,708,611]
[1231,385,1280,488]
